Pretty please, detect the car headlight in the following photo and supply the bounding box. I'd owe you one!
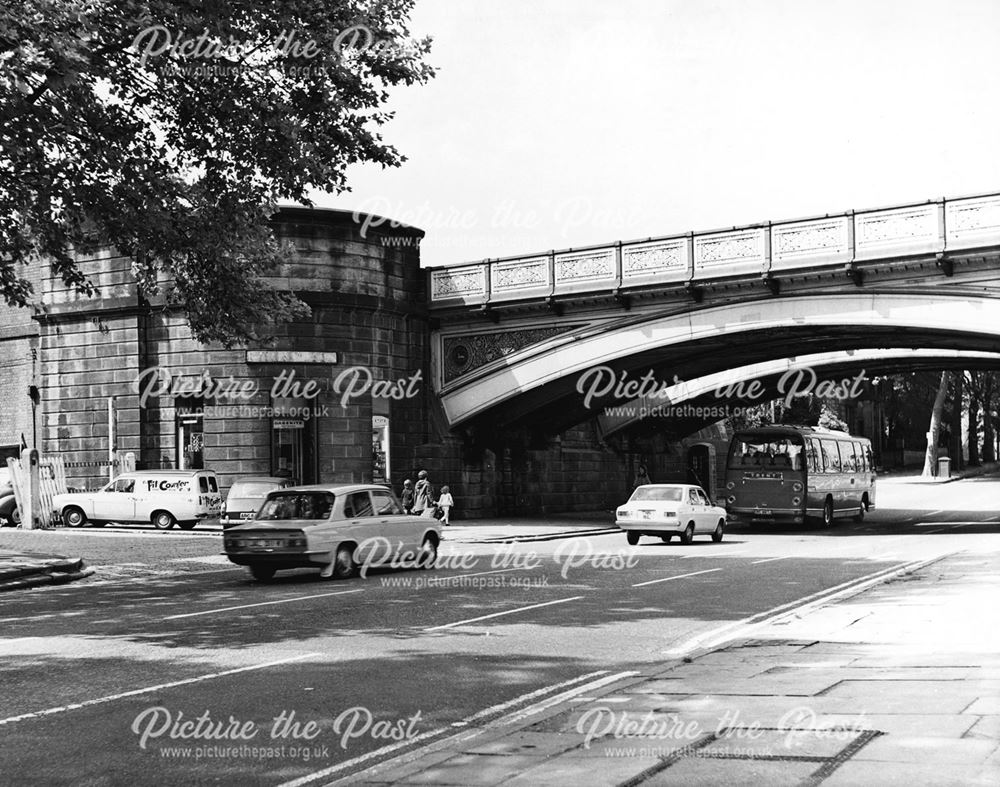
[792,497,801,506]
[792,482,803,493]
[726,481,735,490]
[727,496,736,504]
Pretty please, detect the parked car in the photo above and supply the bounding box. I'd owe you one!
[616,484,727,545]
[224,483,442,581]
[52,470,222,530]
[220,476,296,529]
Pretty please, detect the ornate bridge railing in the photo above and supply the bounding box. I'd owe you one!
[428,192,1000,308]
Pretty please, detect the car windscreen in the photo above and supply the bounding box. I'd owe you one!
[629,487,683,502]
[230,482,280,498]
[728,434,804,470]
[257,492,335,520]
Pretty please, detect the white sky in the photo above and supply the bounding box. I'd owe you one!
[317,0,1000,267]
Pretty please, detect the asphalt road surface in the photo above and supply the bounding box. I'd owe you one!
[1,477,997,786]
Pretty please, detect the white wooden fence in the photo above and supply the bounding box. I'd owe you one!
[5,452,134,528]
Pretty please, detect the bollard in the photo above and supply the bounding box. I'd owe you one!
[21,448,40,530]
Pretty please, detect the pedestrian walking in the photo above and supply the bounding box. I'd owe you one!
[400,479,414,514]
[413,469,434,516]
[437,485,454,525]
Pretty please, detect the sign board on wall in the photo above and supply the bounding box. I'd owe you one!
[372,415,390,484]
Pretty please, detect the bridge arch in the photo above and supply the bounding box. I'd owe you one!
[438,292,1000,426]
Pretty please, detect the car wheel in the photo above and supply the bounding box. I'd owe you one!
[178,521,197,531]
[712,520,725,543]
[660,534,672,543]
[152,511,177,530]
[822,498,835,528]
[63,506,87,528]
[418,536,438,569]
[680,523,695,545]
[332,545,358,579]
[853,497,867,523]
[626,531,640,546]
[250,565,275,582]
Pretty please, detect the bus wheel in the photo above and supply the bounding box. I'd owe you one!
[822,498,835,528]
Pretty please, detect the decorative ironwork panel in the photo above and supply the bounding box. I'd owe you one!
[771,217,850,268]
[554,249,615,283]
[694,228,766,274]
[622,239,688,281]
[946,196,1000,248]
[855,204,940,257]
[430,264,487,302]
[442,325,583,383]
[491,257,550,292]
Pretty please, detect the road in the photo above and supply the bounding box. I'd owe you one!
[0,477,997,785]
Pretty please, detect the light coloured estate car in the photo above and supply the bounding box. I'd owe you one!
[616,484,727,545]
[224,484,443,582]
[220,476,296,529]
[52,470,222,530]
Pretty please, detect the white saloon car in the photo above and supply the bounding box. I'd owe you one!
[223,484,442,582]
[616,484,727,545]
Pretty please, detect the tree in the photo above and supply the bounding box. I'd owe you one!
[921,371,950,477]
[1,0,433,345]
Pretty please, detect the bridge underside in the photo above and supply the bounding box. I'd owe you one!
[436,289,1000,442]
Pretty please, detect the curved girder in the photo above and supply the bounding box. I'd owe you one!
[596,348,1000,437]
[439,292,1000,426]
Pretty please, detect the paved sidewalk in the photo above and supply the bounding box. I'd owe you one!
[347,551,1000,786]
[0,549,94,591]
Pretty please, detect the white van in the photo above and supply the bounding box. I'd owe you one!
[53,470,222,530]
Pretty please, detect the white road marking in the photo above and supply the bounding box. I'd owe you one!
[0,652,321,727]
[163,589,363,620]
[463,671,609,723]
[286,670,639,787]
[425,596,583,631]
[632,568,722,587]
[683,549,746,559]
[751,556,791,564]
[664,553,953,656]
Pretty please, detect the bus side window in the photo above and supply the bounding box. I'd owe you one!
[806,439,822,473]
[821,440,840,473]
[842,442,856,472]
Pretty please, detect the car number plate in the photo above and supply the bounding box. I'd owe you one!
[239,512,255,519]
[641,510,654,520]
[754,508,773,515]
[249,539,282,548]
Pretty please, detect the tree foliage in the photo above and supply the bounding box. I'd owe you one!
[1,0,433,345]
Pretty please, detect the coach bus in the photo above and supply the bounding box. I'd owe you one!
[723,425,875,527]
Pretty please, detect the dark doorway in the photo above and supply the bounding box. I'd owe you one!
[687,443,713,499]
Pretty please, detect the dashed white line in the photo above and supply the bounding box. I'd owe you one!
[0,652,321,727]
[751,556,791,565]
[631,568,723,587]
[162,589,364,620]
[426,596,583,631]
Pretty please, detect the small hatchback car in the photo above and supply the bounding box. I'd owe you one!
[223,483,442,581]
[616,484,727,545]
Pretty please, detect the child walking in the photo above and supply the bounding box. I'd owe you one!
[437,485,454,526]
[400,479,414,514]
